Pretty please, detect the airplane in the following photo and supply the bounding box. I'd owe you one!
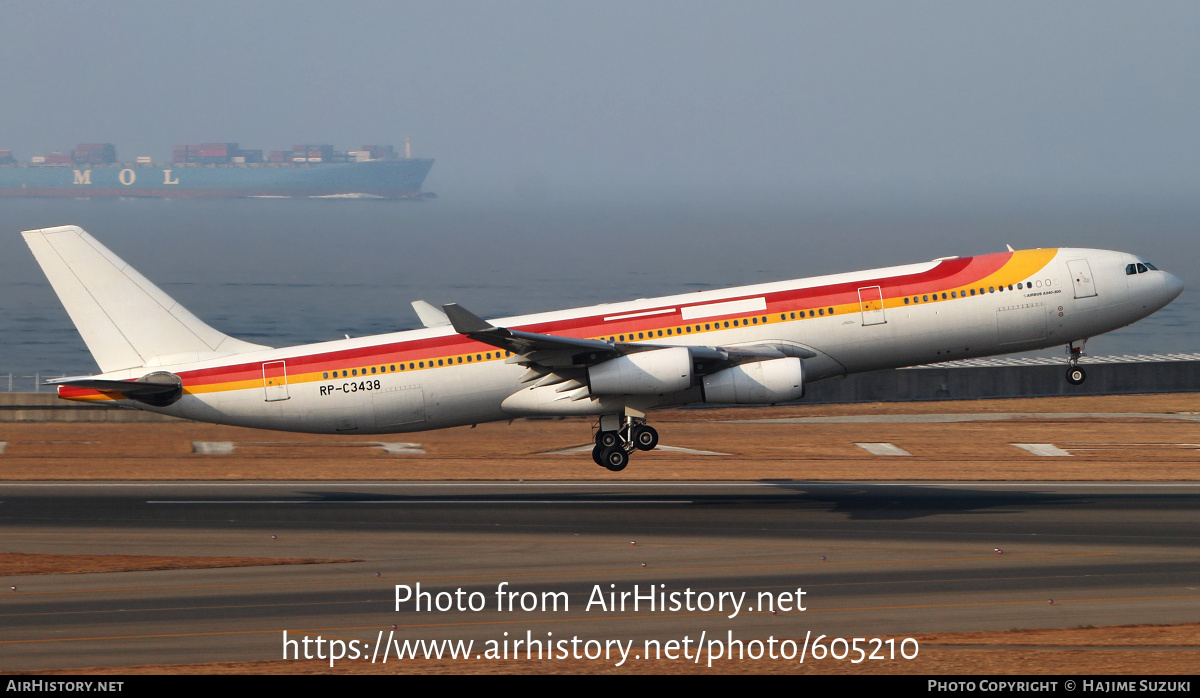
[21,225,1184,471]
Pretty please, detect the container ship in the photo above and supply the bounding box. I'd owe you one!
[0,142,434,199]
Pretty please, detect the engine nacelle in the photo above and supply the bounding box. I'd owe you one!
[702,358,805,404]
[588,347,692,395]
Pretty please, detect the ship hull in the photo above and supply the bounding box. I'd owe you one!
[0,159,433,199]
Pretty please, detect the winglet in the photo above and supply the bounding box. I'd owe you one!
[442,304,497,334]
[411,300,451,328]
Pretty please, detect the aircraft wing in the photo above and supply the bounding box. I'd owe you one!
[442,303,792,370]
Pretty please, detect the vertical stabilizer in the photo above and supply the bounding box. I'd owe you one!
[22,225,269,373]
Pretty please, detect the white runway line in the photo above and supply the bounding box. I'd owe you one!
[191,441,235,455]
[728,412,1200,424]
[855,442,912,456]
[147,500,692,505]
[538,444,728,456]
[8,481,1200,488]
[0,442,6,455]
[1013,443,1073,457]
[653,445,730,456]
[376,443,426,455]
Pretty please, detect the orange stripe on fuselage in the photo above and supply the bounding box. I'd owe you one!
[57,249,1059,403]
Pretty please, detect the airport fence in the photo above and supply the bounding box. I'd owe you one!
[0,373,71,393]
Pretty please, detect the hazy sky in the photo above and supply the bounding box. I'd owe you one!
[2,1,1199,202]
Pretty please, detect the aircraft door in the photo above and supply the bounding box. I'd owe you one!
[857,286,886,326]
[1066,259,1098,299]
[262,361,289,401]
[374,386,426,429]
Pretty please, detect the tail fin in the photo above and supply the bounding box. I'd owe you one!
[22,225,270,373]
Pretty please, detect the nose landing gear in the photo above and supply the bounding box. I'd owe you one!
[592,409,658,471]
[1066,340,1087,385]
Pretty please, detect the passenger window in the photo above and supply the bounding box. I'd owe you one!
[466,355,472,362]
[371,367,377,374]
[989,287,995,293]
[827,308,833,315]
[751,318,758,324]
[419,362,424,368]
[352,369,358,376]
[970,289,976,296]
[342,370,348,377]
[638,332,644,339]
[685,326,692,333]
[409,363,414,369]
[941,293,947,300]
[922,295,929,302]
[322,372,329,379]
[950,291,956,298]
[400,364,405,371]
[904,297,910,304]
[476,354,481,361]
[732,320,738,327]
[657,330,663,337]
[818,308,824,316]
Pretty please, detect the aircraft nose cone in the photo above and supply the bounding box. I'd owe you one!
[1163,272,1185,303]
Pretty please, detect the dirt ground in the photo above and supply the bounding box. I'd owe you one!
[2,393,1197,481]
[32,624,1200,675]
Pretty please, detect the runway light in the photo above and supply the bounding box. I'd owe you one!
[9,586,14,592]
[376,572,381,578]
[1048,599,1054,605]
[994,548,1003,555]
[641,563,646,568]
[631,541,636,546]
[271,535,277,540]
[821,556,826,562]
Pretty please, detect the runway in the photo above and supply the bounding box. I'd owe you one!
[2,481,1199,671]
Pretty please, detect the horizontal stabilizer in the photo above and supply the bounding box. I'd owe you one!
[50,371,183,406]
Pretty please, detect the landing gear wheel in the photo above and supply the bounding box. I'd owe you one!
[596,431,620,448]
[600,446,628,472]
[633,425,659,451]
[592,444,607,467]
[1066,367,1086,385]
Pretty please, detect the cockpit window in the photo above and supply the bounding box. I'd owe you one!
[1145,262,1158,270]
[1126,264,1137,275]
[1136,263,1148,274]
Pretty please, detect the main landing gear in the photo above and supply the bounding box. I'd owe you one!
[591,409,659,472]
[1066,339,1087,385]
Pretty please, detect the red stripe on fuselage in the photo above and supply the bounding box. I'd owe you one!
[162,252,1011,391]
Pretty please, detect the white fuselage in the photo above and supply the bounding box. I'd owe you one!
[67,247,1183,434]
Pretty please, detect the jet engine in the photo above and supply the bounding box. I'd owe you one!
[702,357,804,404]
[588,347,692,395]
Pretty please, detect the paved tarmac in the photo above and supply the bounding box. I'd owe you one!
[2,481,1199,671]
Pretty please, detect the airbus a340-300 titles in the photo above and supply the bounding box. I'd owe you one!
[22,225,1183,471]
